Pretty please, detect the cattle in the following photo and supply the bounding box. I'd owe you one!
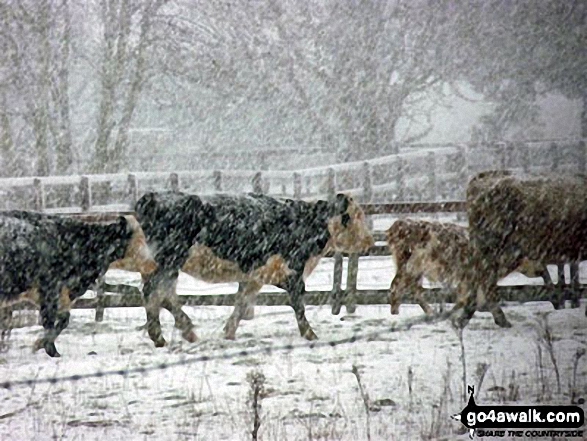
[386,218,557,318]
[0,211,152,357]
[453,170,587,328]
[135,191,374,346]
[387,219,470,316]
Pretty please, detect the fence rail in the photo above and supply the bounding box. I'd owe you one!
[4,206,584,321]
[2,138,586,318]
[1,139,585,213]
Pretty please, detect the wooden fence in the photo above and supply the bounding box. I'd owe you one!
[1,139,585,213]
[2,138,586,319]
[6,201,585,323]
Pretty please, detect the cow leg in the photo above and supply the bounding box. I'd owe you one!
[549,265,565,310]
[241,283,256,321]
[224,281,263,340]
[159,280,197,343]
[388,275,405,315]
[0,307,12,353]
[34,288,61,357]
[569,262,581,309]
[285,277,317,341]
[389,264,413,314]
[142,269,179,347]
[53,287,72,341]
[476,269,511,328]
[450,264,481,329]
[414,285,434,316]
[486,289,511,328]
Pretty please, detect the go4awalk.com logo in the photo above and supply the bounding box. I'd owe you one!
[451,386,585,439]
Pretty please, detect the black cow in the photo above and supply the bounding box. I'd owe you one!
[135,192,374,346]
[0,211,151,356]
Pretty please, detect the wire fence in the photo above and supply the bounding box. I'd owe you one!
[0,311,451,390]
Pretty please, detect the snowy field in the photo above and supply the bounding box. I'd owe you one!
[1,254,586,440]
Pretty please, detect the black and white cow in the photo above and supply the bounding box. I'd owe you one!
[0,210,151,357]
[135,191,374,346]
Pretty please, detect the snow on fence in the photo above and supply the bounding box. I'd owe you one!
[1,139,586,319]
[0,139,585,212]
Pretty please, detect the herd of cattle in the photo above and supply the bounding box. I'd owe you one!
[0,169,585,357]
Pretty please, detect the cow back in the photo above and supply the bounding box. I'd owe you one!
[196,194,332,273]
[468,171,587,262]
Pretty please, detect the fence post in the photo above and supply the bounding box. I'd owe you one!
[577,140,586,174]
[213,170,222,192]
[33,178,45,211]
[456,145,468,189]
[456,146,468,221]
[345,253,359,313]
[293,172,302,198]
[327,167,336,199]
[427,152,436,201]
[519,142,530,173]
[550,142,559,172]
[331,253,344,315]
[127,174,138,208]
[327,168,344,314]
[94,276,106,322]
[170,172,180,192]
[396,157,405,201]
[362,161,373,229]
[252,171,263,193]
[362,161,373,203]
[570,261,581,308]
[497,142,508,169]
[80,176,91,212]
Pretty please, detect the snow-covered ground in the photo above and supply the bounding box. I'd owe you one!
[1,255,586,440]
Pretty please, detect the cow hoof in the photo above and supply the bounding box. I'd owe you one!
[242,307,255,321]
[303,329,318,341]
[390,307,400,315]
[153,338,166,348]
[331,303,342,315]
[45,345,61,358]
[182,329,198,343]
[224,325,237,340]
[495,318,512,328]
[450,313,470,330]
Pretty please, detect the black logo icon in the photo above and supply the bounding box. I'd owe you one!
[451,386,584,439]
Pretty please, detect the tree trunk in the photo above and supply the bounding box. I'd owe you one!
[111,1,148,171]
[54,0,73,174]
[0,94,15,177]
[34,0,52,176]
[581,91,587,139]
[92,0,120,173]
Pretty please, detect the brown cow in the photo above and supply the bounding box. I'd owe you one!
[387,219,469,316]
[453,170,587,328]
[386,218,557,319]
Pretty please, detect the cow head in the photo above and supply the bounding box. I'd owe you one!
[325,194,374,253]
[109,215,158,277]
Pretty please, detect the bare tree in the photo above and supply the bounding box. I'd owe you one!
[0,0,73,176]
[92,0,168,173]
[150,0,461,161]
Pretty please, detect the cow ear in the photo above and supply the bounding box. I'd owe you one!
[117,216,132,236]
[135,192,158,220]
[334,193,350,215]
